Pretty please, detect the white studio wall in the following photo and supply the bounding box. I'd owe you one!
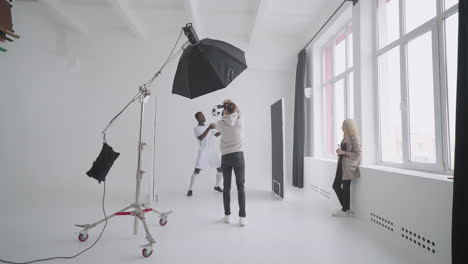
[0,5,297,208]
[0,6,164,206]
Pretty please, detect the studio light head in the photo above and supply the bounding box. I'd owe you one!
[182,23,199,45]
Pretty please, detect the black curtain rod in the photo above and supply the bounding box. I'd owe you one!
[303,0,357,50]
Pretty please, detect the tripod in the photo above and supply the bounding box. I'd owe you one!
[74,83,172,258]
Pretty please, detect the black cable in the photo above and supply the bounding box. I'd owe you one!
[0,181,108,264]
[303,0,350,50]
[102,91,142,143]
[103,30,185,142]
[160,29,184,71]
[145,29,185,88]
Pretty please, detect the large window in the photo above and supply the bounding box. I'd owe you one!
[376,0,458,172]
[322,23,353,157]
[407,31,437,163]
[378,46,402,163]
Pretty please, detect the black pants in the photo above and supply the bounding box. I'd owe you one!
[332,161,351,211]
[222,152,246,217]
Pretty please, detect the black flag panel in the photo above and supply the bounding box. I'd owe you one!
[452,1,468,263]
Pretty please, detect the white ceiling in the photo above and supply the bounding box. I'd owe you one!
[19,0,343,71]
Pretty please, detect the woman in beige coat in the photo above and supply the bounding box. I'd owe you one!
[332,119,361,217]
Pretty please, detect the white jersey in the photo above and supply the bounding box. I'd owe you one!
[194,125,221,169]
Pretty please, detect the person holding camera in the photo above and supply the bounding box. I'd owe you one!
[187,112,223,197]
[216,99,247,226]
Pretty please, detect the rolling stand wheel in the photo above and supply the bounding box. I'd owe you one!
[142,248,154,258]
[78,233,89,242]
[159,218,168,226]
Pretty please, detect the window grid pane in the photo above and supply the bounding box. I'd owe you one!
[445,0,458,10]
[445,14,458,169]
[405,0,437,33]
[348,72,354,119]
[378,46,403,163]
[335,32,347,76]
[325,84,334,156]
[378,0,400,48]
[348,25,353,69]
[407,31,436,163]
[334,79,346,148]
[323,44,333,84]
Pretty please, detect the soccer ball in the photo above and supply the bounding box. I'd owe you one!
[212,105,224,117]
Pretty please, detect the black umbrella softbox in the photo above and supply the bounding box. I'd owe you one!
[172,38,247,99]
[86,143,120,183]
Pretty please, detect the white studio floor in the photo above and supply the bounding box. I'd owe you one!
[1,181,423,264]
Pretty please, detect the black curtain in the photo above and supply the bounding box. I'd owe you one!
[452,1,468,263]
[293,49,306,188]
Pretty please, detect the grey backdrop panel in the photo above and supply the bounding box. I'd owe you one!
[271,99,285,198]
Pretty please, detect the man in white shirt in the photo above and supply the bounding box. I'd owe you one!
[216,100,247,227]
[187,112,223,197]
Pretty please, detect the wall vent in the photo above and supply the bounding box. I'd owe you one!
[319,188,331,199]
[370,213,394,232]
[401,227,437,254]
[310,184,319,192]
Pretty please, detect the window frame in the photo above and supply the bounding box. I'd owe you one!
[375,0,459,174]
[440,7,459,170]
[321,21,354,159]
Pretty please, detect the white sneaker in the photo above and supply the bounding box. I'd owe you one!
[239,217,248,227]
[224,215,231,223]
[332,210,351,217]
[347,210,354,216]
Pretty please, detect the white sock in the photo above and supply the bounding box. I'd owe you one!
[215,171,223,187]
[189,172,198,190]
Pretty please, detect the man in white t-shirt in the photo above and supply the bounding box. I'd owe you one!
[187,112,223,197]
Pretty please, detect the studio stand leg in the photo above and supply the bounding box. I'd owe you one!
[75,85,172,258]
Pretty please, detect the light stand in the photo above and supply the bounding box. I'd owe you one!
[75,36,188,258]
